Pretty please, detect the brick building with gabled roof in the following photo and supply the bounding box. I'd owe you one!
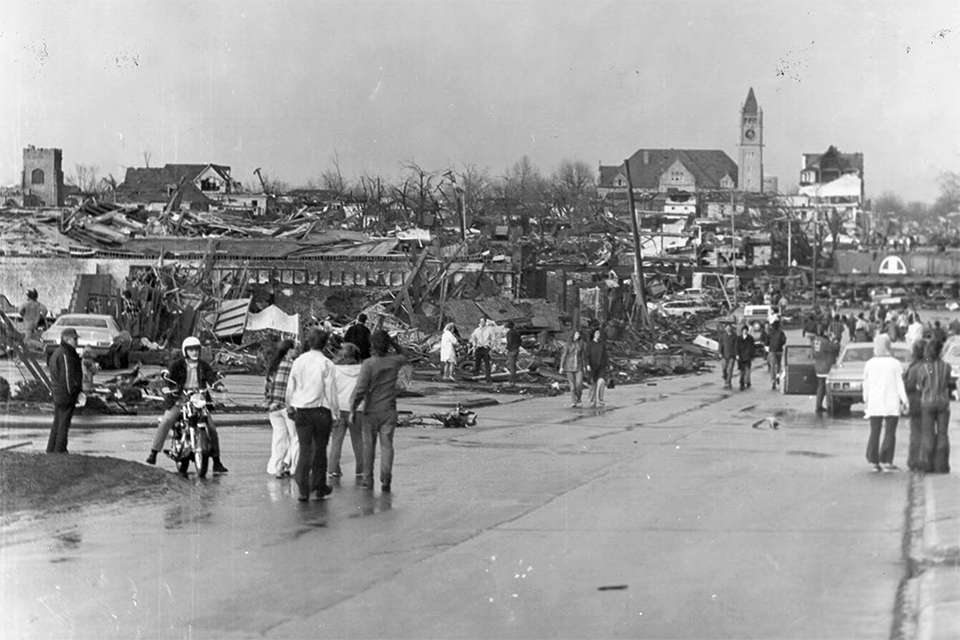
[598,149,738,197]
[116,163,242,210]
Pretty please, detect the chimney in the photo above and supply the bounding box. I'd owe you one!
[643,151,649,165]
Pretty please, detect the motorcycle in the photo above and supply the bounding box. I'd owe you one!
[161,375,223,478]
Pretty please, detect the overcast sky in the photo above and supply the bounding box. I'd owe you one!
[2,0,958,202]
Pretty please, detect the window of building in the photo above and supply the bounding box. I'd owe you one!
[615,177,625,187]
[200,177,221,192]
[671,170,685,183]
[31,168,45,185]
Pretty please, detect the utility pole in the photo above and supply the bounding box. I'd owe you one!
[624,159,652,330]
[730,190,738,307]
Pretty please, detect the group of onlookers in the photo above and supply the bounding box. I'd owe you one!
[439,318,525,385]
[558,328,609,408]
[861,334,951,474]
[718,320,786,391]
[263,314,408,501]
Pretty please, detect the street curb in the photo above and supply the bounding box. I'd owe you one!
[0,412,271,429]
[915,474,960,640]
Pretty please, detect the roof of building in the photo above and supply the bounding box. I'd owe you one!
[802,146,864,174]
[599,149,738,190]
[742,87,759,115]
[117,164,234,204]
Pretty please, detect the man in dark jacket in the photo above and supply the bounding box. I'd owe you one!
[343,313,371,360]
[812,326,841,414]
[765,320,788,390]
[145,337,227,472]
[505,321,522,385]
[718,323,737,390]
[47,328,82,453]
[736,325,756,391]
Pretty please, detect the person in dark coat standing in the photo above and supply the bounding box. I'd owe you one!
[718,323,737,390]
[765,320,787,390]
[343,313,372,361]
[47,328,82,453]
[735,325,756,391]
[584,328,609,407]
[505,321,522,386]
[812,325,841,414]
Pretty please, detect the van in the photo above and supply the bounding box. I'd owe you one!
[741,304,776,327]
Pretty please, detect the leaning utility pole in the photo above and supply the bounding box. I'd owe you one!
[623,159,652,330]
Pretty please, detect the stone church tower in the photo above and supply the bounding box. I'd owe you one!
[738,88,763,192]
[21,145,64,207]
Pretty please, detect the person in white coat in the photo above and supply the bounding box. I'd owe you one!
[330,342,364,480]
[862,334,909,472]
[440,322,459,381]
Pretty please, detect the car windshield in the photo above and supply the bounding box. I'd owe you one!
[841,346,911,363]
[58,317,109,328]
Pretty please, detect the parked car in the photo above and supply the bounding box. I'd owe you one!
[824,341,912,416]
[739,304,777,327]
[41,314,132,369]
[941,336,960,394]
[657,299,716,317]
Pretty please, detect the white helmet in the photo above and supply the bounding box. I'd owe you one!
[181,336,202,358]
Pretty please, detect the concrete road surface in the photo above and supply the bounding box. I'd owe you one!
[1,368,917,639]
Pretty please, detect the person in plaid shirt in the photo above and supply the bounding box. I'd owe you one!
[264,339,300,478]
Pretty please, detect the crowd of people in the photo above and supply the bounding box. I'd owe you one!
[259,314,408,501]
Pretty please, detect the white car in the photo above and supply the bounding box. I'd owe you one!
[658,299,716,317]
[41,314,132,369]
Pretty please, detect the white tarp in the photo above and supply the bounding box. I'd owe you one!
[245,304,299,335]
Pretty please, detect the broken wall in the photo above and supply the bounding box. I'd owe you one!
[0,256,156,315]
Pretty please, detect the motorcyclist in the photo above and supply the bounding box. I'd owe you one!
[145,336,228,473]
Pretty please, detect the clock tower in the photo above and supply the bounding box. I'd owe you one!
[738,87,763,192]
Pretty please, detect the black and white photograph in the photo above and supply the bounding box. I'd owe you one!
[1,1,958,638]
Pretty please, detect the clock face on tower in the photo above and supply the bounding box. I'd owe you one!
[744,128,756,140]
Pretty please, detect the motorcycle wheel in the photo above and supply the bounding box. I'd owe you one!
[195,430,210,478]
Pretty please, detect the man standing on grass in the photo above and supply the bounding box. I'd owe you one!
[351,330,408,493]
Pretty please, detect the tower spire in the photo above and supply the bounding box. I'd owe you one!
[743,87,758,115]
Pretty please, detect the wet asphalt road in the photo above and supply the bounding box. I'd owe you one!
[1,355,915,639]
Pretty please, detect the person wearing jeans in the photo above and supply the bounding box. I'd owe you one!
[559,330,585,407]
[718,323,737,390]
[914,338,953,473]
[264,340,299,478]
[862,335,909,472]
[735,325,755,391]
[330,343,364,479]
[351,330,408,492]
[284,329,340,501]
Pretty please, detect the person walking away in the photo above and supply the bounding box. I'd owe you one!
[812,326,841,414]
[440,323,459,381]
[903,340,927,472]
[559,330,585,407]
[350,329,408,492]
[735,325,755,390]
[862,335,909,472]
[585,328,609,407]
[829,314,846,345]
[914,338,953,473]
[285,329,340,501]
[343,313,371,361]
[19,289,48,342]
[47,328,82,453]
[905,314,924,348]
[145,337,228,473]
[718,323,737,390]
[505,321,522,386]
[330,342,364,480]
[766,319,787,390]
[854,313,871,343]
[264,339,299,478]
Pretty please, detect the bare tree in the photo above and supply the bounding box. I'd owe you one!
[70,164,102,194]
[550,159,597,232]
[143,150,152,169]
[499,156,551,232]
[315,151,350,196]
[393,162,440,228]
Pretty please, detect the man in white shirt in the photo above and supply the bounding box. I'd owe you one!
[470,318,494,382]
[905,313,925,347]
[285,328,340,501]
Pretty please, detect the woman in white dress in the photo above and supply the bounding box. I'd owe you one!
[440,323,459,381]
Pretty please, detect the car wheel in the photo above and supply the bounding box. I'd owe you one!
[120,350,130,369]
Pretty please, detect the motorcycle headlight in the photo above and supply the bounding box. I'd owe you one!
[190,394,206,409]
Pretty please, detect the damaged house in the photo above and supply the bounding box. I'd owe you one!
[116,163,250,212]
